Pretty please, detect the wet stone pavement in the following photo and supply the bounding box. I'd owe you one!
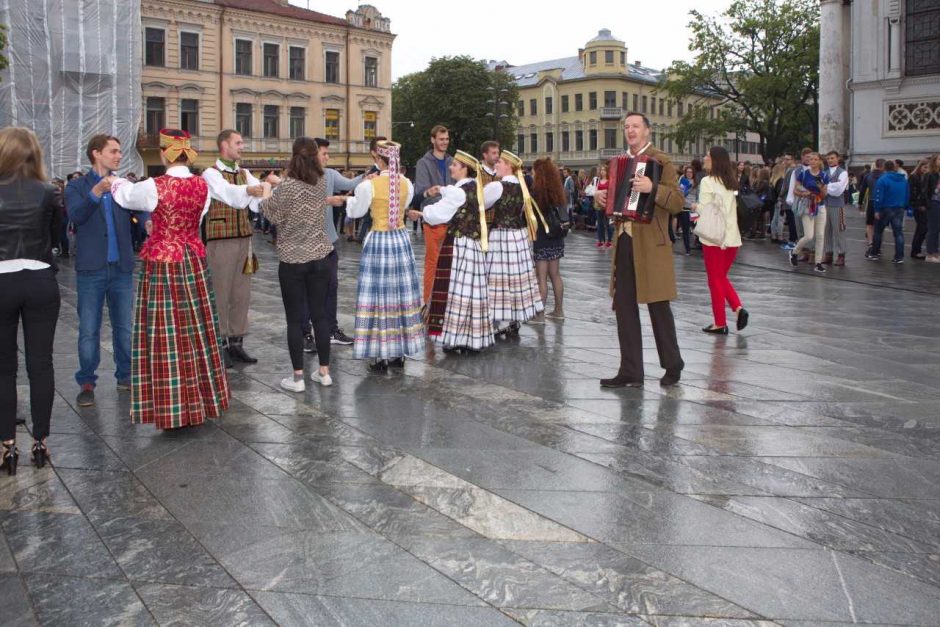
[3,210,940,626]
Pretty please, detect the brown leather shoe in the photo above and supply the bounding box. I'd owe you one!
[834,254,845,266]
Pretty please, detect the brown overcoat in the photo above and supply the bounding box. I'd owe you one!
[609,146,685,304]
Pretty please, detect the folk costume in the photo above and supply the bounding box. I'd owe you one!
[604,142,685,388]
[201,152,262,366]
[480,162,499,186]
[482,150,544,335]
[110,130,229,429]
[345,141,425,369]
[423,151,494,352]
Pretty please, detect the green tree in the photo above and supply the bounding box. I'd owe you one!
[0,25,9,77]
[661,0,819,159]
[392,56,518,167]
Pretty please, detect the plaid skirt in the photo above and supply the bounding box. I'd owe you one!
[486,228,544,322]
[131,249,230,430]
[433,236,494,350]
[354,229,425,359]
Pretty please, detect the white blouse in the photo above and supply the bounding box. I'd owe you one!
[111,166,212,220]
[422,178,473,226]
[345,172,415,219]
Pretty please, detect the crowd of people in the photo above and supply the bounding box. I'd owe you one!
[2,113,938,477]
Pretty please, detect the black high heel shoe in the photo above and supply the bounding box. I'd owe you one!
[701,325,729,335]
[1,441,18,476]
[736,308,749,331]
[32,441,50,469]
[369,359,389,372]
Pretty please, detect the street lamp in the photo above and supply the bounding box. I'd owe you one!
[392,120,415,128]
[486,86,510,139]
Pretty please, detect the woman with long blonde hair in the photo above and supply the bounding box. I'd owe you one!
[0,128,61,473]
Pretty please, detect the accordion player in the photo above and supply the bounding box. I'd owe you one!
[605,153,662,223]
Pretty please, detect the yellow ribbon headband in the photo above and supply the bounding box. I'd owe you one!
[454,150,479,171]
[159,128,198,164]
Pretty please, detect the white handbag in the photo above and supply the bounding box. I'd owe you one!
[693,200,727,248]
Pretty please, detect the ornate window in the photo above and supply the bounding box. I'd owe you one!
[906,0,940,76]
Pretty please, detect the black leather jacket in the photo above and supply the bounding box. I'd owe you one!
[0,179,61,267]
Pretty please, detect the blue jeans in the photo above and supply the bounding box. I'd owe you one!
[75,264,133,386]
[870,207,905,261]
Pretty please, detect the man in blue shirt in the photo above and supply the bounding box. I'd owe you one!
[65,135,142,407]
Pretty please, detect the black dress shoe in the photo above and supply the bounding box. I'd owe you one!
[702,325,729,335]
[369,359,389,372]
[600,375,644,388]
[736,308,749,331]
[227,337,258,364]
[389,357,405,368]
[660,370,682,387]
[221,344,233,369]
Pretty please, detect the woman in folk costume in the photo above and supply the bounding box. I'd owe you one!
[482,150,544,337]
[414,150,494,354]
[110,129,230,429]
[344,140,424,372]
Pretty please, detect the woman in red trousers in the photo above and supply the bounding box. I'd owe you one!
[694,146,749,334]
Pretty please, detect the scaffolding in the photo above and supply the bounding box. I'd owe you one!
[0,0,143,178]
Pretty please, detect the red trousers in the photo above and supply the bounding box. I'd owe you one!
[702,245,742,328]
[422,223,448,304]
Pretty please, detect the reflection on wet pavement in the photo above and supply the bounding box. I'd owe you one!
[4,218,939,625]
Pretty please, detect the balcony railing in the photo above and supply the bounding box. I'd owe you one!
[600,107,623,120]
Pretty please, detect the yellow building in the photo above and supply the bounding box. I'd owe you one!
[494,29,762,170]
[139,0,394,176]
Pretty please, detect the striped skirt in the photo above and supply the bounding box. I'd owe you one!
[430,236,494,350]
[485,228,544,322]
[353,229,425,360]
[131,249,230,430]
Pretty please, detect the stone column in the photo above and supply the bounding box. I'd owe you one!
[818,0,846,154]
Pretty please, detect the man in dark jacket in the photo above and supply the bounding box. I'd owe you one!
[866,160,910,263]
[64,135,143,407]
[858,158,885,244]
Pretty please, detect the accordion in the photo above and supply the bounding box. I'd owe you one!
[605,153,661,223]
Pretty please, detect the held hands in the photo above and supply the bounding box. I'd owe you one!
[93,176,117,197]
[326,195,346,207]
[246,184,265,198]
[407,209,423,222]
[365,172,378,181]
[424,185,441,198]
[265,173,282,186]
[144,220,154,235]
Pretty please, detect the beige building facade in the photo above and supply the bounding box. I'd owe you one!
[493,29,763,170]
[139,0,394,175]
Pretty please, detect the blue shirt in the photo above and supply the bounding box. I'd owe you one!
[436,157,447,187]
[88,171,120,263]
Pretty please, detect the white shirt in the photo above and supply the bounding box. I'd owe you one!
[483,175,519,209]
[202,159,261,213]
[345,172,415,219]
[482,164,497,178]
[0,259,50,274]
[422,179,473,226]
[827,166,848,197]
[111,166,212,220]
[698,176,742,249]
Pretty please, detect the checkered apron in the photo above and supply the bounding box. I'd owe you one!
[353,228,426,359]
[131,248,230,429]
[438,236,494,350]
[485,228,544,322]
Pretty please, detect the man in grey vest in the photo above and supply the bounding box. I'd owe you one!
[823,150,849,266]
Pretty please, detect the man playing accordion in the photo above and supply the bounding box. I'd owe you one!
[594,112,685,388]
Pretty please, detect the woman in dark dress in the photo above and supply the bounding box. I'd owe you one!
[531,157,568,321]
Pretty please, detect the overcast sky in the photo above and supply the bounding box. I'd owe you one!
[291,0,733,80]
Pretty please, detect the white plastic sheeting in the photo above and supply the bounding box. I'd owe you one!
[0,0,143,178]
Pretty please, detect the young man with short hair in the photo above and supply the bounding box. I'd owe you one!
[201,129,266,367]
[414,125,454,304]
[65,135,142,407]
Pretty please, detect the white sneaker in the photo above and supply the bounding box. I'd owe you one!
[280,376,305,393]
[310,371,333,387]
